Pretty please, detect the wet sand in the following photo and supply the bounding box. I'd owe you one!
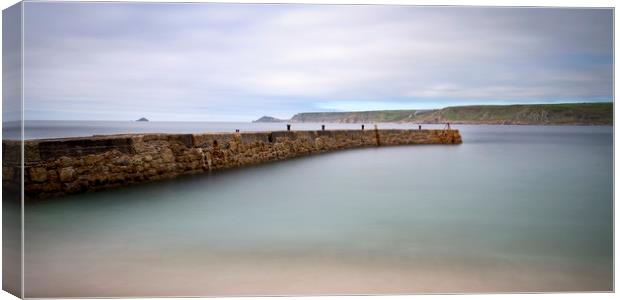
[25,249,611,297]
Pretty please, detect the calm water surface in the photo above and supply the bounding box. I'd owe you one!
[21,120,421,140]
[23,123,613,296]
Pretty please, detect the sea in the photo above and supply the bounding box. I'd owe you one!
[14,121,613,296]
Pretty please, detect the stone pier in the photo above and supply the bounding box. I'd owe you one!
[3,129,462,200]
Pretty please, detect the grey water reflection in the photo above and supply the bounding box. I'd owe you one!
[24,125,613,297]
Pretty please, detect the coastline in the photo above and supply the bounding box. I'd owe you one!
[281,121,613,126]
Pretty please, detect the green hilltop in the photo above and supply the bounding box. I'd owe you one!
[289,110,433,123]
[286,103,612,125]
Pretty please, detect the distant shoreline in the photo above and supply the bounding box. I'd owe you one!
[254,102,613,126]
[286,121,612,126]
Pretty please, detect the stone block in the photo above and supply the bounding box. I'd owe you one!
[29,167,48,182]
[59,167,76,182]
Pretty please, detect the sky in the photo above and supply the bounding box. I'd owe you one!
[23,3,613,121]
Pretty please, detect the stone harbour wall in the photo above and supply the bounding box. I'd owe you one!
[3,129,461,200]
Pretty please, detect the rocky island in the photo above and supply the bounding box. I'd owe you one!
[253,116,286,123]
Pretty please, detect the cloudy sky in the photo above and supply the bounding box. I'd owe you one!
[24,3,613,121]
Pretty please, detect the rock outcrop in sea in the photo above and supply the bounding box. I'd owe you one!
[252,116,286,123]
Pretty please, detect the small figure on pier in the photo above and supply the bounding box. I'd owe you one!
[445,122,451,129]
[287,124,291,131]
[361,124,365,130]
[418,125,422,130]
[322,125,325,131]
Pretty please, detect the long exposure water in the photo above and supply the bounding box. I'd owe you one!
[17,120,422,140]
[22,123,613,296]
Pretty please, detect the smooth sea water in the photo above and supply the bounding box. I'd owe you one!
[22,123,613,297]
[20,120,422,140]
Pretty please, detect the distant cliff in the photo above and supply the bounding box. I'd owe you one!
[289,103,612,125]
[289,110,432,123]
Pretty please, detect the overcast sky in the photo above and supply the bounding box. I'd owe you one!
[23,3,613,121]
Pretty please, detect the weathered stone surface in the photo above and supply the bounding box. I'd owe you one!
[3,167,15,181]
[38,137,135,160]
[161,148,175,163]
[83,154,104,166]
[59,167,76,182]
[5,129,461,200]
[29,167,48,182]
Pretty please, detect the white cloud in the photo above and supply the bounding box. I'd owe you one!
[23,3,613,121]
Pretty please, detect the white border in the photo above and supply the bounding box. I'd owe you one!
[0,1,616,300]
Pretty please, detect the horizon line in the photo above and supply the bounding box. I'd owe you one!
[14,101,613,123]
